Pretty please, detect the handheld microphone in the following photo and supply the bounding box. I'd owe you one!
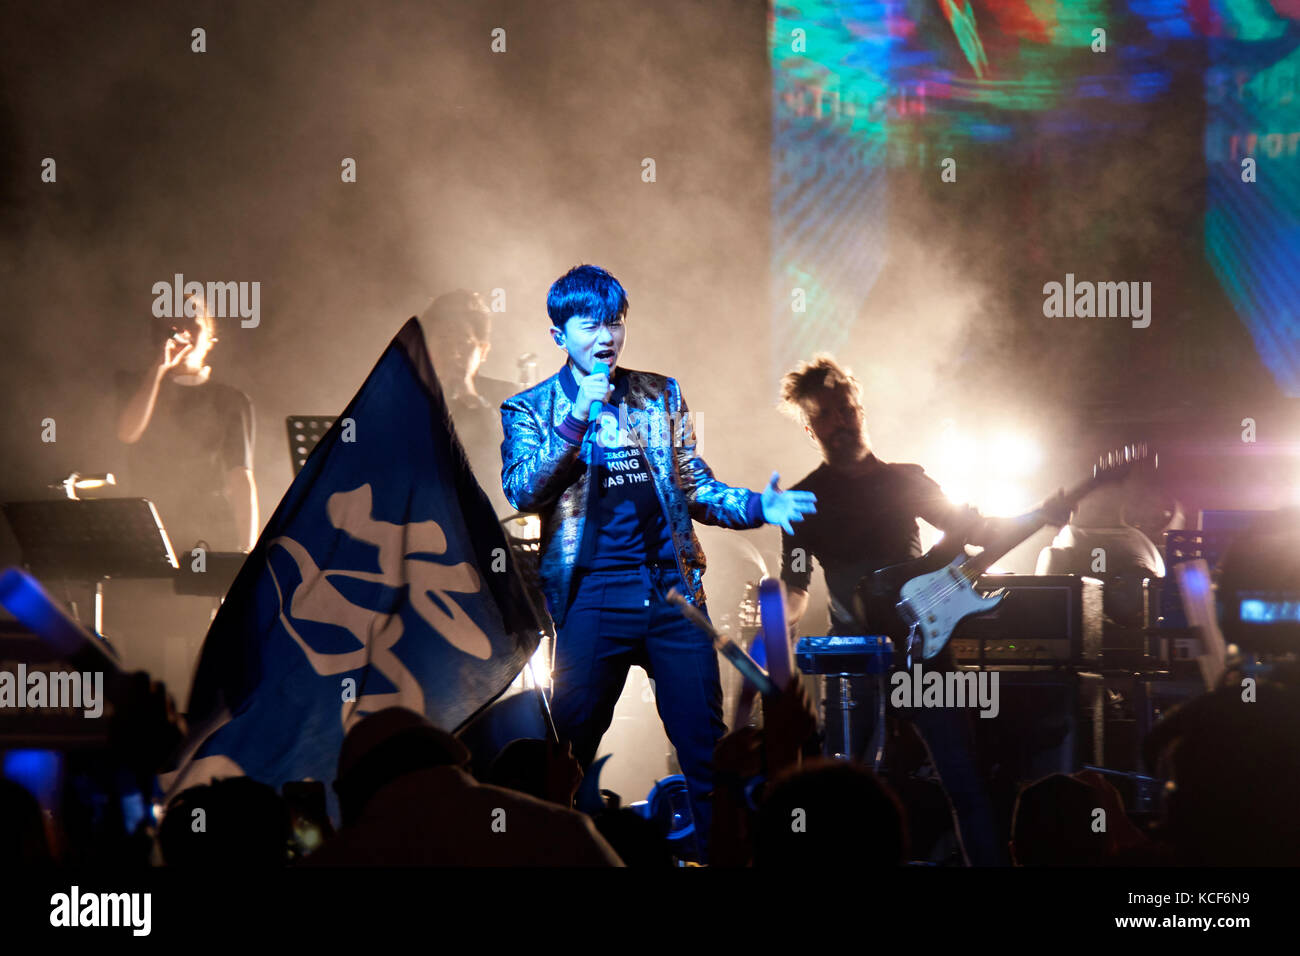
[589,360,611,421]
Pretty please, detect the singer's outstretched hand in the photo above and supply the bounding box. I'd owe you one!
[760,472,817,535]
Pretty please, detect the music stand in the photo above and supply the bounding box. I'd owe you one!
[2,498,179,635]
[287,415,336,475]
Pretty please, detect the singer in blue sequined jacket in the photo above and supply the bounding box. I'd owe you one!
[500,364,764,626]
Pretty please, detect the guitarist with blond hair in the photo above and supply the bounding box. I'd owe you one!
[777,354,1074,867]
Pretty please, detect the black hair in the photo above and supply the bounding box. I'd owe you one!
[546,264,628,328]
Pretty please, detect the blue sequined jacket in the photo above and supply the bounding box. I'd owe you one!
[500,364,764,625]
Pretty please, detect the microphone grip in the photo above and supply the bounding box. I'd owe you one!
[588,361,611,421]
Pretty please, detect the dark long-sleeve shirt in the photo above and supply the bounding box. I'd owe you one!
[780,454,975,633]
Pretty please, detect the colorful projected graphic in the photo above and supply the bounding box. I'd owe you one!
[771,0,1300,393]
[1204,3,1300,393]
[770,1,894,376]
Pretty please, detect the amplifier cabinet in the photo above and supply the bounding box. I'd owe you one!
[972,669,1105,842]
[950,574,1103,666]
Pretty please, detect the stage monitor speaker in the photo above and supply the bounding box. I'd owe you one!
[455,688,549,780]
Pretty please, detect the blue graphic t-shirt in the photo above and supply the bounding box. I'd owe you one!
[555,363,676,571]
[590,428,674,569]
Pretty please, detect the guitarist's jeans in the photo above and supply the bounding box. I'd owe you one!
[833,648,1006,866]
[903,686,1007,866]
[550,565,727,862]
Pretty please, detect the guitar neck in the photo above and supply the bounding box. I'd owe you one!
[959,473,1099,582]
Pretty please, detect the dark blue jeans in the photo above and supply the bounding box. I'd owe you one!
[905,694,1007,866]
[551,566,726,860]
[825,621,1006,866]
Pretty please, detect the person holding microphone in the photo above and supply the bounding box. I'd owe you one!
[499,264,816,861]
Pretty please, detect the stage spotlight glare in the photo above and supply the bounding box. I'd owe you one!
[990,432,1041,477]
[981,483,1032,517]
[939,478,971,507]
[936,423,978,473]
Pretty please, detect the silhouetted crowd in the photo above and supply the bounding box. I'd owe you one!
[4,660,1299,867]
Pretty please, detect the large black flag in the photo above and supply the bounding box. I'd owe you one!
[161,318,544,807]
